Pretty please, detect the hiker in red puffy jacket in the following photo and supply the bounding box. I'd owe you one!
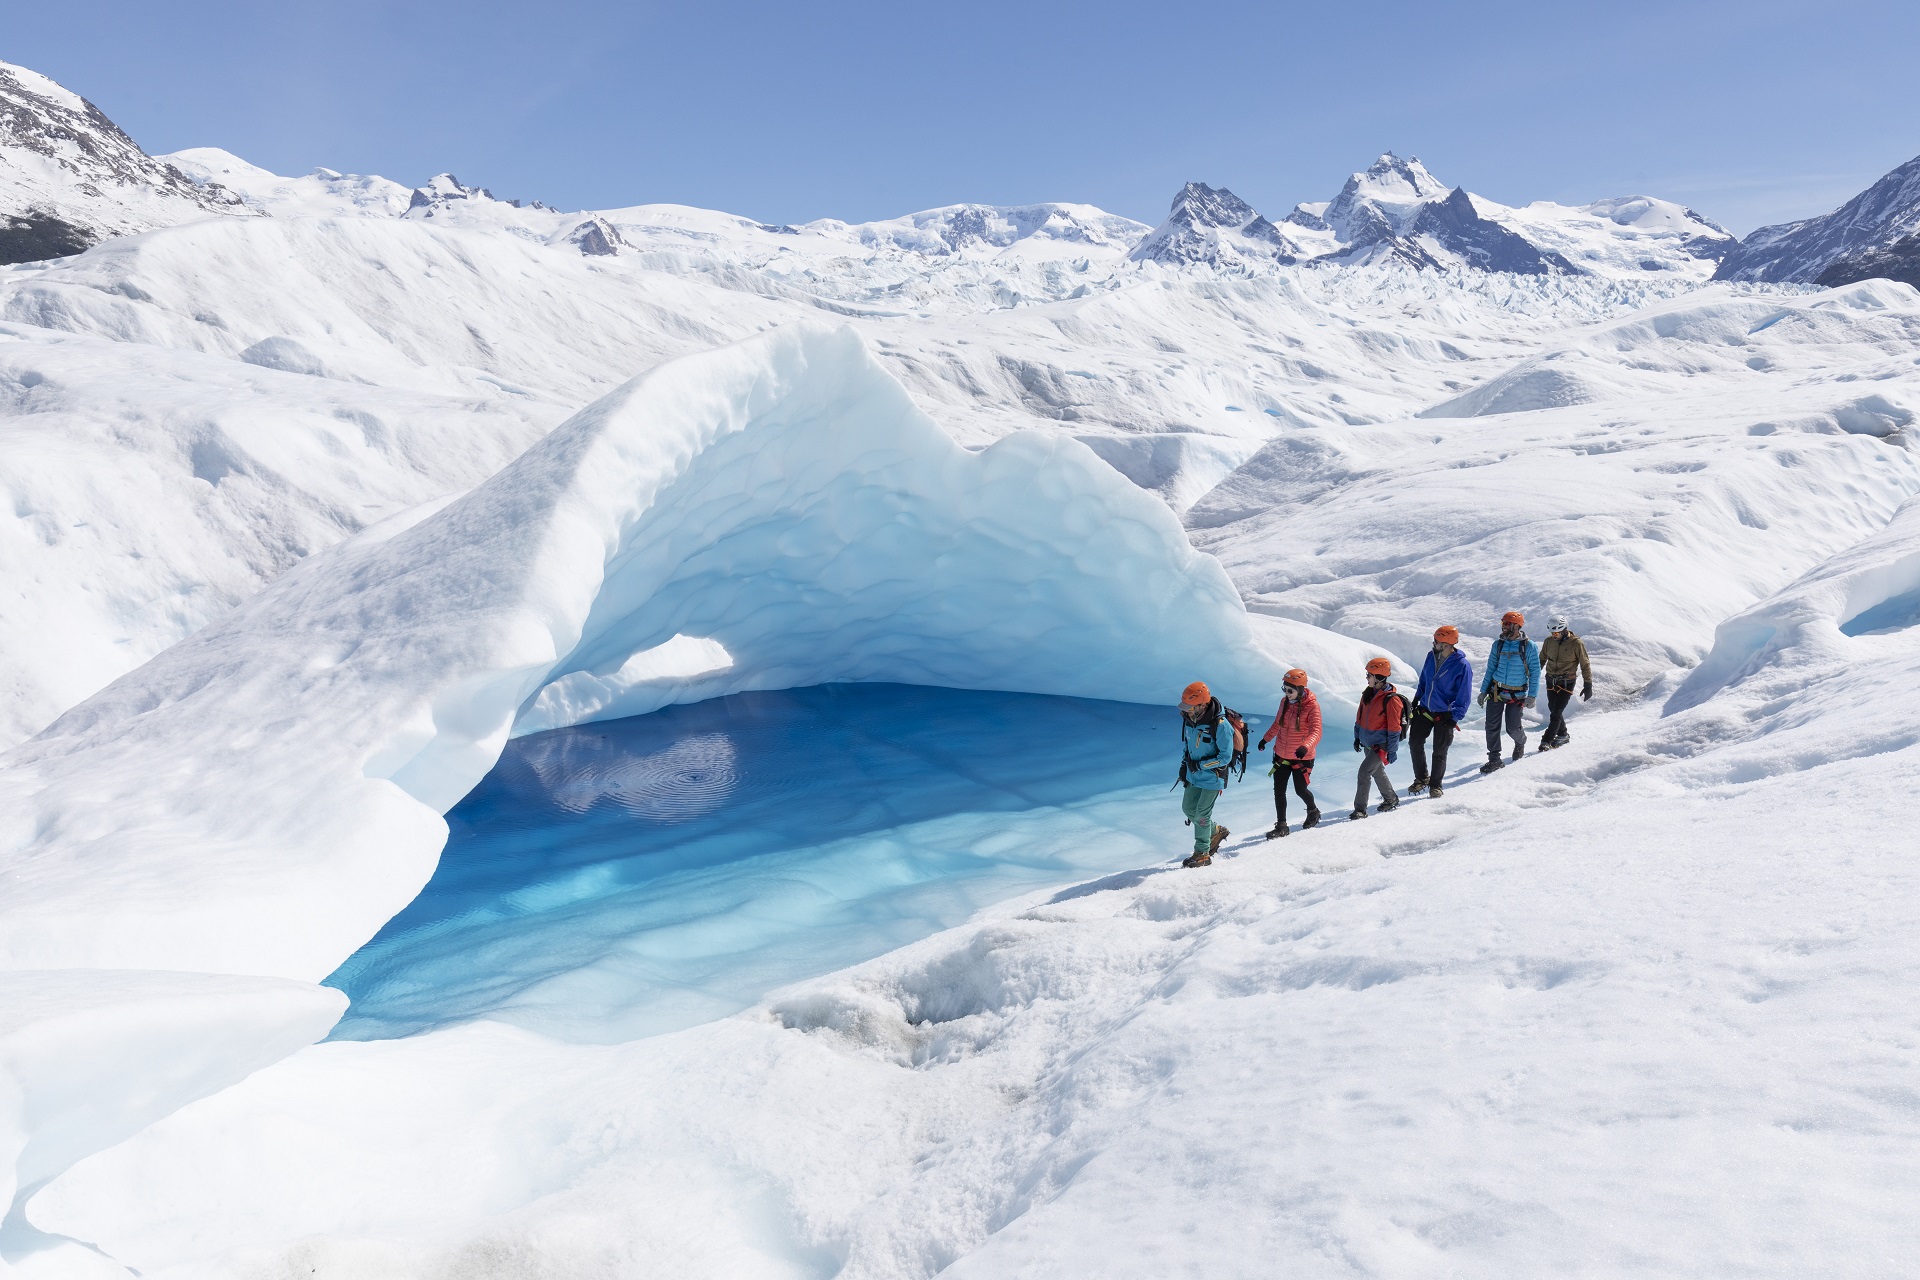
[1258,668,1321,837]
[1350,657,1404,819]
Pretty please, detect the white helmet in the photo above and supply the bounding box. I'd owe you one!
[1549,615,1570,633]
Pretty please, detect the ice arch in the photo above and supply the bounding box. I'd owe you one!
[0,323,1287,984]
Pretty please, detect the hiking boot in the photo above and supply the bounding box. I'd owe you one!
[1208,825,1230,855]
[1480,759,1503,774]
[1348,809,1367,821]
[1408,776,1429,792]
[1511,744,1525,762]
[1266,822,1289,839]
[1428,782,1444,798]
[1302,809,1321,830]
[1182,851,1212,868]
[1378,798,1399,812]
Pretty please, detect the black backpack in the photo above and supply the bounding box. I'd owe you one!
[1363,685,1412,742]
[1181,704,1249,786]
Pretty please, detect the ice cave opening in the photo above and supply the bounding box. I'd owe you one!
[324,683,1219,1045]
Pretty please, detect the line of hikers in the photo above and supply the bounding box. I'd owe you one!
[1174,612,1594,867]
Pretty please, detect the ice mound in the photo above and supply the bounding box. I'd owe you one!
[1418,362,1598,417]
[1670,490,1920,713]
[0,322,1287,986]
[0,971,342,1217]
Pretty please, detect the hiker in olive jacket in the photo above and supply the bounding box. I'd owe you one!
[1538,616,1593,749]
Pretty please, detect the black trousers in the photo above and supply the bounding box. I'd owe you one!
[1546,678,1575,739]
[1409,712,1453,782]
[1274,758,1316,819]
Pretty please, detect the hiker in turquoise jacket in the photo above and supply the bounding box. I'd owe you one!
[1479,610,1541,772]
[1178,680,1234,866]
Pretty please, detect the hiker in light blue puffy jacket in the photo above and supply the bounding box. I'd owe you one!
[1479,610,1541,772]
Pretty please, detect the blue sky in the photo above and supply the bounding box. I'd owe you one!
[6,0,1917,233]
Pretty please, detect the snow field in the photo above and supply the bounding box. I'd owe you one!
[36,644,1920,1277]
[0,214,1680,748]
[0,320,558,744]
[1193,282,1920,694]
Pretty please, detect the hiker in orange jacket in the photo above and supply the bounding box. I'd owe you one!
[1258,668,1321,838]
[1350,657,1406,819]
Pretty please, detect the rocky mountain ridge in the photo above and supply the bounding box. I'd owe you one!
[1128,153,1731,281]
[1715,153,1920,290]
[0,59,254,264]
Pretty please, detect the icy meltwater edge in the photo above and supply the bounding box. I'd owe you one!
[326,684,1270,1044]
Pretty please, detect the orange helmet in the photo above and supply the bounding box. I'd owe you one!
[1283,668,1309,687]
[1433,625,1460,645]
[1365,657,1392,677]
[1501,610,1525,627]
[1181,681,1210,707]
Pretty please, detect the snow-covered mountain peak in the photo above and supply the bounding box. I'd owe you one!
[1,60,253,263]
[407,172,547,216]
[1129,181,1299,268]
[163,147,415,219]
[1583,194,1730,239]
[807,201,1148,260]
[1354,152,1448,206]
[1323,152,1448,241]
[0,60,88,116]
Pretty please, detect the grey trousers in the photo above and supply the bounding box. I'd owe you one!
[1356,751,1398,811]
[1486,695,1526,758]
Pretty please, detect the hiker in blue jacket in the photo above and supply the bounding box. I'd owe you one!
[1409,625,1474,798]
[1479,610,1542,772]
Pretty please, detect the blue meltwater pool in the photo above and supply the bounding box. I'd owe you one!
[325,684,1272,1044]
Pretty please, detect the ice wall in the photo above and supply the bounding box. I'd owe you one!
[0,322,1288,986]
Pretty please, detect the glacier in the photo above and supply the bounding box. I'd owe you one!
[0,322,1288,984]
[4,51,1920,1278]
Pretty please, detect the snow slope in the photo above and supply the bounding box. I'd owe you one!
[0,218,808,745]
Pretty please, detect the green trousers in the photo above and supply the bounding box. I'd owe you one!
[1181,784,1220,853]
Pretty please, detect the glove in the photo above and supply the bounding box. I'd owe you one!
[1436,713,1454,728]
[1353,740,1362,753]
[1525,697,1536,708]
[1580,684,1593,702]
[1293,747,1307,759]
[1476,690,1490,706]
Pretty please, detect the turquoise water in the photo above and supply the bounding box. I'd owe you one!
[324,684,1248,1044]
